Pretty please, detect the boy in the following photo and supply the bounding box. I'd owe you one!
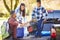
[32,0,48,37]
[8,10,18,40]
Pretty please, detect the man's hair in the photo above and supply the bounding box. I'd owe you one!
[36,0,41,3]
[10,10,15,15]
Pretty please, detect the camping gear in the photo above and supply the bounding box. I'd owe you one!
[16,28,24,38]
[1,21,9,39]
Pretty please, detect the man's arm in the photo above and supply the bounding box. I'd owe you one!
[43,7,48,17]
[42,7,48,21]
[32,10,35,19]
[31,8,37,22]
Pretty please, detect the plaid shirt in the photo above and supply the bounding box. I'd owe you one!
[32,6,48,21]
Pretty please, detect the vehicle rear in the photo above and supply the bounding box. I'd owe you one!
[41,23,56,40]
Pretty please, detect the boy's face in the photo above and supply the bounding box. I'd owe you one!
[37,2,41,7]
[12,13,16,18]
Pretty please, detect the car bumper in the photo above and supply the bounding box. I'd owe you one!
[22,36,50,40]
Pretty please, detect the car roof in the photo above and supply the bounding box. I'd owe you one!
[42,23,53,31]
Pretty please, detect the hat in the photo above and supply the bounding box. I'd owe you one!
[10,10,15,15]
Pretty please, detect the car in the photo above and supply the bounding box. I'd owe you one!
[28,10,60,40]
[28,22,56,40]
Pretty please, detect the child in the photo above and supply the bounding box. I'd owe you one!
[32,0,48,37]
[8,10,19,40]
[15,3,29,37]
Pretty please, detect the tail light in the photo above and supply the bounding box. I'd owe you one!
[51,28,56,38]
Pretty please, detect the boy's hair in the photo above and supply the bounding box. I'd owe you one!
[36,0,41,3]
[10,10,15,15]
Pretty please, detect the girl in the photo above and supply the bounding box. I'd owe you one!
[16,3,29,37]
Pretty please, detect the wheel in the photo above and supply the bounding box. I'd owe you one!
[50,38,56,40]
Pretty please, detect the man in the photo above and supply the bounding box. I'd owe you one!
[8,10,18,40]
[32,0,48,37]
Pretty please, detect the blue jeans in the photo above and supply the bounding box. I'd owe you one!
[36,19,43,37]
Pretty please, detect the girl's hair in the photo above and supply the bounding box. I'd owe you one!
[20,3,25,17]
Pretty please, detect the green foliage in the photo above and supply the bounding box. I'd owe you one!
[0,13,4,17]
[0,13,10,18]
[3,13,10,18]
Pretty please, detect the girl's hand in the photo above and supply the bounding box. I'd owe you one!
[20,24,24,27]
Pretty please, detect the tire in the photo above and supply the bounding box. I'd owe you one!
[50,38,56,40]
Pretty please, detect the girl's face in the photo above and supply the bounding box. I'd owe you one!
[21,6,25,11]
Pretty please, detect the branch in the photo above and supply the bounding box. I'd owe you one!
[11,0,13,10]
[3,0,10,13]
[14,0,19,10]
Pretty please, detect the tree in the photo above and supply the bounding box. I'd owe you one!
[3,0,19,13]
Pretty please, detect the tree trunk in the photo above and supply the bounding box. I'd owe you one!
[3,0,10,13]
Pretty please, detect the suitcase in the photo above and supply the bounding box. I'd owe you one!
[16,28,24,38]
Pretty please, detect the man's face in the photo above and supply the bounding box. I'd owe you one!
[37,2,41,7]
[13,13,16,18]
[21,6,25,11]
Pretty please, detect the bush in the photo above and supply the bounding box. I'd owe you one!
[3,13,10,18]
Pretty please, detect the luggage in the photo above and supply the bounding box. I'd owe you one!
[24,27,29,37]
[1,21,9,39]
[16,28,24,38]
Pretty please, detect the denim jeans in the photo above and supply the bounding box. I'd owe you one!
[36,19,44,37]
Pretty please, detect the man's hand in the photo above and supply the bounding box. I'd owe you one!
[32,19,37,22]
[43,19,47,22]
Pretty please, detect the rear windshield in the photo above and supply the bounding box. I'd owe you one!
[47,10,60,19]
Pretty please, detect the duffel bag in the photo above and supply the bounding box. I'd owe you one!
[16,28,24,38]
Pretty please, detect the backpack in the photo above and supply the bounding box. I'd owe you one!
[1,21,9,39]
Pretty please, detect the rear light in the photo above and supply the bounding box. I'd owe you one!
[48,10,53,13]
[51,28,56,38]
